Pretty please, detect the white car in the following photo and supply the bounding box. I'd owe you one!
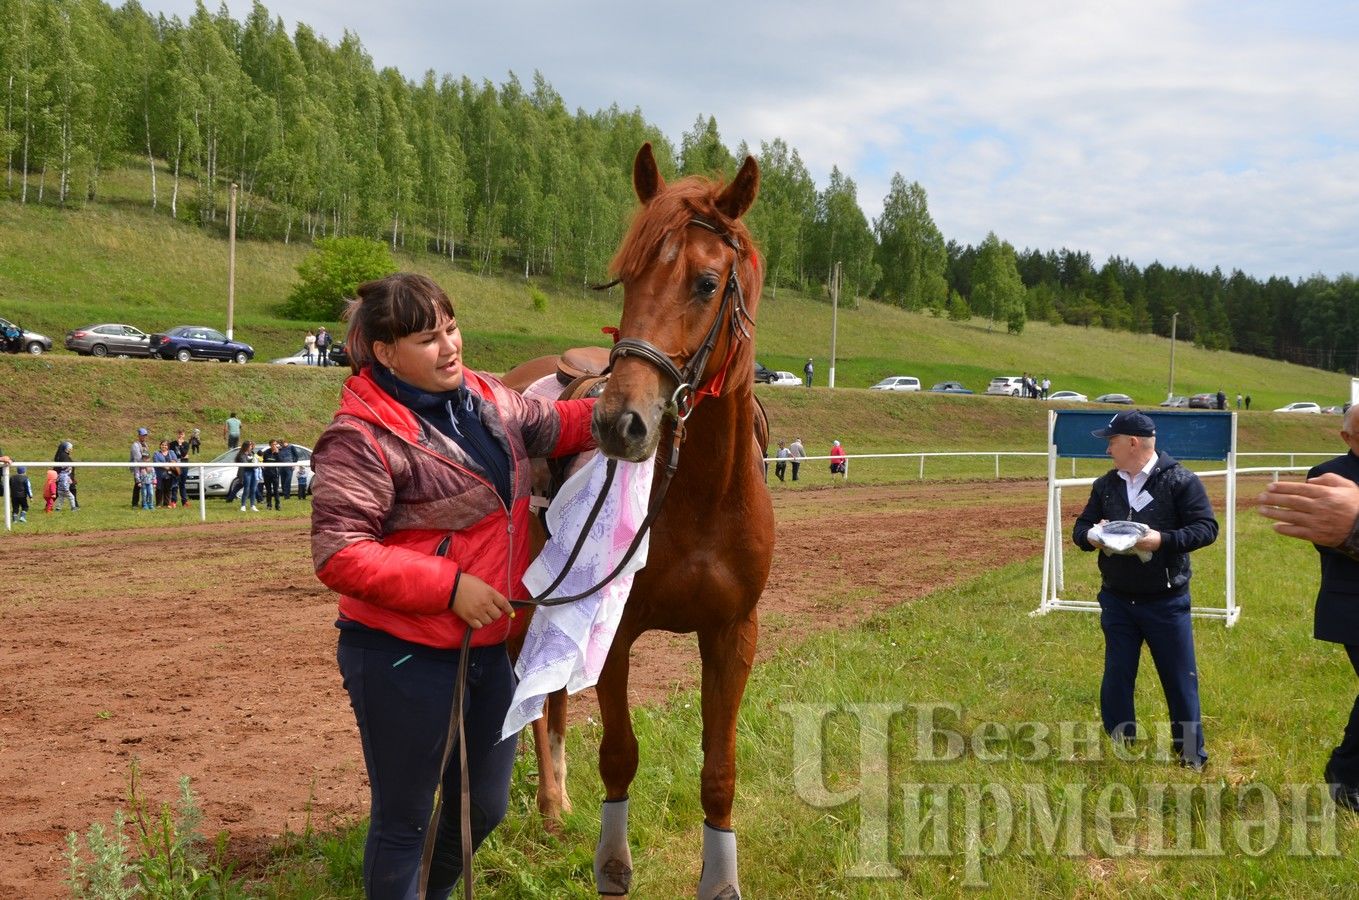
[1047,390,1088,402]
[869,375,921,392]
[182,445,315,497]
[1274,402,1321,414]
[768,370,801,386]
[270,347,327,365]
[985,376,1025,396]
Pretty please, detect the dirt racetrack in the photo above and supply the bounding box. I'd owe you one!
[0,481,1056,896]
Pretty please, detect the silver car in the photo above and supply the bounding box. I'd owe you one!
[182,445,316,497]
[0,315,52,354]
[65,323,154,357]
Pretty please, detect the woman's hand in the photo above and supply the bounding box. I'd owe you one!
[451,573,514,628]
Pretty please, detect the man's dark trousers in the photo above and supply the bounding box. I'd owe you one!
[1331,645,1359,787]
[1097,587,1206,766]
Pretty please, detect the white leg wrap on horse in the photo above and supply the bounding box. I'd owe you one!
[594,797,632,896]
[698,821,740,899]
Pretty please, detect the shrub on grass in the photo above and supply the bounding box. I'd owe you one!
[281,237,394,321]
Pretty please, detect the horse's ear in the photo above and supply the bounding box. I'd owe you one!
[633,142,664,204]
[717,155,759,220]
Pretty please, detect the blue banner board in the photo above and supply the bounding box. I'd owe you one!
[1052,410,1233,461]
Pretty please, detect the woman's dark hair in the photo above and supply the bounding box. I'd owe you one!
[343,273,456,372]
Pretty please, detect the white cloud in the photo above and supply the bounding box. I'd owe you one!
[141,0,1359,278]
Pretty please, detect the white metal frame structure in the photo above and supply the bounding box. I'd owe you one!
[1035,409,1244,627]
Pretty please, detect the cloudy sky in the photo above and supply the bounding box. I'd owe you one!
[143,0,1358,280]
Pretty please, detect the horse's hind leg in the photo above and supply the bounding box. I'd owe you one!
[529,687,571,832]
[546,687,571,815]
[594,624,641,896]
[696,612,758,900]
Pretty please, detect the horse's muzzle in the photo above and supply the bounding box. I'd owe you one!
[592,400,664,462]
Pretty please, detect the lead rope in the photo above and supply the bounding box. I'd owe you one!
[416,420,685,900]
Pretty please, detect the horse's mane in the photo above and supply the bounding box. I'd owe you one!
[610,176,761,287]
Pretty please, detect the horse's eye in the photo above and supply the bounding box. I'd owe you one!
[694,275,720,298]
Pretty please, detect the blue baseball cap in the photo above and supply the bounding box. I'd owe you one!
[1092,410,1156,438]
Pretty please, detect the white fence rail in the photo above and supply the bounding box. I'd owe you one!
[3,450,1333,532]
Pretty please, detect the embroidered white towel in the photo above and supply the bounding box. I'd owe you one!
[501,451,654,740]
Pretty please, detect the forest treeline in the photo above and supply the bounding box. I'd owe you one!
[2,0,1356,370]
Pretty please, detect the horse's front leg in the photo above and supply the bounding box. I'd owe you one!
[696,612,758,900]
[595,624,641,896]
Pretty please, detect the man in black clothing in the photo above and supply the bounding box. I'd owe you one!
[316,327,332,367]
[1073,410,1219,769]
[277,439,297,499]
[1268,406,1359,812]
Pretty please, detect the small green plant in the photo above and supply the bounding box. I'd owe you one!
[65,759,241,899]
[65,811,137,900]
[529,284,549,313]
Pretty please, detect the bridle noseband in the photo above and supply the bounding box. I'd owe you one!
[605,216,754,421]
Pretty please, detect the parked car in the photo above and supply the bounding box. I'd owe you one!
[271,347,326,365]
[753,360,775,384]
[1188,393,1217,409]
[768,370,801,386]
[0,315,52,354]
[329,341,350,368]
[1160,396,1189,408]
[1095,393,1135,405]
[183,445,315,497]
[1274,401,1321,414]
[150,326,254,363]
[985,376,1024,396]
[869,375,921,392]
[65,323,153,357]
[929,381,974,394]
[1047,390,1088,402]
[1321,405,1345,415]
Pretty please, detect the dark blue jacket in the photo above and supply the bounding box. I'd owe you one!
[1306,451,1359,645]
[1073,450,1219,598]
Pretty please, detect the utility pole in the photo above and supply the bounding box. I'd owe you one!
[829,261,841,389]
[1167,311,1179,401]
[226,183,238,340]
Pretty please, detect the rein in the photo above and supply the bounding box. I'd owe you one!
[420,216,750,900]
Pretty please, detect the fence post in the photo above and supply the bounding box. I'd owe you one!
[198,466,207,522]
[919,454,925,480]
[2,463,10,531]
[995,454,1000,479]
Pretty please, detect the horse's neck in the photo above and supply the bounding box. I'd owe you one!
[670,389,755,495]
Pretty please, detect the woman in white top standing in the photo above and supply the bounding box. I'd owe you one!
[304,329,317,365]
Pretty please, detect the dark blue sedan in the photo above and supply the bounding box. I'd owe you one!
[150,326,254,363]
[929,381,974,394]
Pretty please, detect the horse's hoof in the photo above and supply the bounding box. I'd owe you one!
[596,856,632,895]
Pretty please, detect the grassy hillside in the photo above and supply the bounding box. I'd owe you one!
[0,169,1350,451]
[0,353,1338,465]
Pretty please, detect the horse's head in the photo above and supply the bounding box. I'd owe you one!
[593,143,762,461]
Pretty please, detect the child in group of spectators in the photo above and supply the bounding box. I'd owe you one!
[8,467,31,522]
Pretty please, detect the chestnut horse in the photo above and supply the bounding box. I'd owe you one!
[583,144,774,898]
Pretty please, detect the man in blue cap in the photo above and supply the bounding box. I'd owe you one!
[1073,410,1219,770]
